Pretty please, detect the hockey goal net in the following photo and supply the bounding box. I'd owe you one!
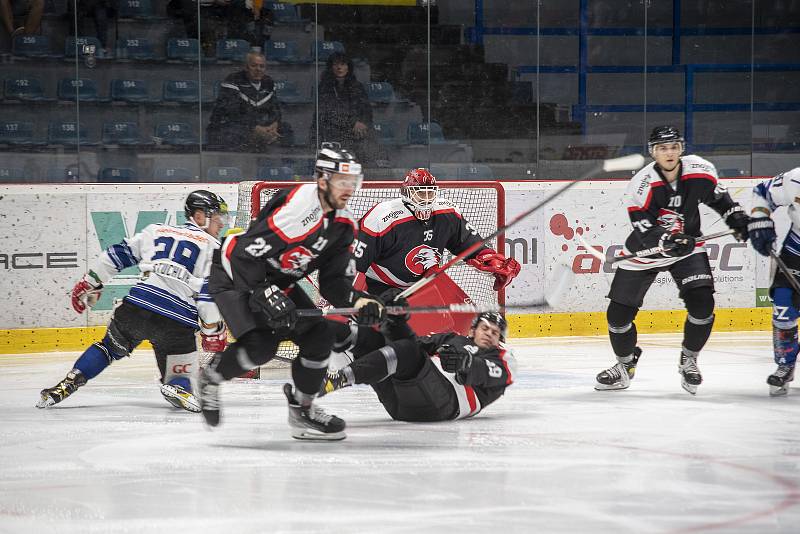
[230,180,505,366]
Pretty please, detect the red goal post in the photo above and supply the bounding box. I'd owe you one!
[234,180,506,309]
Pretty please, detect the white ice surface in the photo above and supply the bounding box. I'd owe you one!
[2,332,800,533]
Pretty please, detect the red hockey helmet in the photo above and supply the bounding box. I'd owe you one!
[401,168,438,221]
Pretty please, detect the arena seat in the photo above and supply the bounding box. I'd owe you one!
[167,38,200,62]
[97,167,136,182]
[206,166,243,181]
[153,167,195,181]
[407,121,446,144]
[163,80,200,103]
[115,37,158,60]
[12,34,56,58]
[111,79,156,103]
[58,78,103,102]
[48,121,97,145]
[154,122,198,145]
[102,121,143,145]
[216,39,251,62]
[0,121,37,145]
[5,77,51,101]
[312,40,345,62]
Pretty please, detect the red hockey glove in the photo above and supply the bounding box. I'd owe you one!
[200,321,227,353]
[467,249,522,290]
[71,272,104,314]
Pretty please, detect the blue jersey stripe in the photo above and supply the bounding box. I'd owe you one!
[125,285,199,329]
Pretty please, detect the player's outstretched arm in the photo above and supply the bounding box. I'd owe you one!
[466,249,521,290]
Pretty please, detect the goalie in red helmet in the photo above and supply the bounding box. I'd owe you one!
[356,168,520,300]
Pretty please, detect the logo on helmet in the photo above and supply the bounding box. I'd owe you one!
[404,245,441,275]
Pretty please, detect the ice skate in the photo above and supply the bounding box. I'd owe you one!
[36,369,87,408]
[160,383,201,413]
[199,368,222,427]
[318,369,351,397]
[679,352,702,395]
[284,383,346,441]
[767,365,795,397]
[595,347,641,391]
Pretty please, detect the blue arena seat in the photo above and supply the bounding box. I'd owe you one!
[216,39,250,62]
[111,79,154,102]
[153,167,194,181]
[312,40,345,62]
[48,121,95,145]
[0,167,28,181]
[12,34,55,57]
[163,80,200,103]
[97,167,136,182]
[115,37,157,60]
[264,39,306,63]
[431,163,494,180]
[65,36,102,58]
[0,121,36,145]
[206,166,243,181]
[57,78,101,102]
[117,0,155,19]
[102,121,143,145]
[372,121,396,144]
[154,122,198,145]
[366,81,399,104]
[5,77,50,101]
[407,121,446,144]
[274,79,310,104]
[167,38,200,61]
[268,2,303,23]
[256,165,294,181]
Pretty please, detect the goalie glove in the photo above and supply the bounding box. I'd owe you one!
[71,271,104,314]
[466,249,522,290]
[249,284,297,331]
[438,344,473,384]
[200,320,227,353]
[352,291,385,326]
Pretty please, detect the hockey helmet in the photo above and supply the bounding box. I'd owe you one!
[471,311,507,342]
[401,168,438,221]
[314,142,363,189]
[184,190,228,220]
[648,126,685,155]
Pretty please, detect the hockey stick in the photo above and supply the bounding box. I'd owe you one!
[575,229,735,265]
[770,250,800,294]
[394,154,646,301]
[296,300,554,318]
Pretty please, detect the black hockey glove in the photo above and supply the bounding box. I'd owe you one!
[724,206,750,242]
[249,284,297,331]
[352,291,385,327]
[379,287,410,323]
[438,344,473,384]
[748,216,776,257]
[660,232,696,257]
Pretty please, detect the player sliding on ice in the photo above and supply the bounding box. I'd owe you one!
[37,191,230,412]
[595,126,750,394]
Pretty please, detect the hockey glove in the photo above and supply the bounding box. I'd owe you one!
[724,206,750,242]
[379,287,410,322]
[748,216,777,257]
[200,321,227,353]
[353,292,385,326]
[467,249,522,290]
[438,344,473,384]
[71,271,104,314]
[660,232,696,258]
[249,284,297,331]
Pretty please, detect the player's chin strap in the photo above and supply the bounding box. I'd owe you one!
[575,229,735,264]
[393,154,647,302]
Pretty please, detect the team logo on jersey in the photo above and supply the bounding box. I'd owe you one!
[279,246,316,272]
[404,245,441,275]
[657,208,684,233]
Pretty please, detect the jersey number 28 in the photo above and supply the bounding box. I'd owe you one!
[153,237,200,272]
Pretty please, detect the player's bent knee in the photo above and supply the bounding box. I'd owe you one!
[683,286,715,319]
[772,287,800,328]
[607,300,638,328]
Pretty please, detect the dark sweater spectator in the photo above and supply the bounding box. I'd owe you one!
[207,51,292,151]
[1,0,43,37]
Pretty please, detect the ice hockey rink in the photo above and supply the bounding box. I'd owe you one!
[2,331,799,533]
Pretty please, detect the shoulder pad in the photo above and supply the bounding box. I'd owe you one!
[268,184,324,242]
[626,162,660,205]
[361,198,412,233]
[681,155,717,177]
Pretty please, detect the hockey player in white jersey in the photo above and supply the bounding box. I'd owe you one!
[36,190,229,412]
[595,126,750,394]
[748,167,800,396]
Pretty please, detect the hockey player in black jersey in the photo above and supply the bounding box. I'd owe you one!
[321,292,515,422]
[595,126,750,395]
[200,143,384,440]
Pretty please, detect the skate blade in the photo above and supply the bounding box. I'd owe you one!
[769,385,790,397]
[594,382,630,391]
[290,428,346,441]
[201,410,221,428]
[35,395,55,409]
[681,380,698,395]
[160,385,201,413]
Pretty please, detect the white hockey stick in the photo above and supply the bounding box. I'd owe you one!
[394,154,646,301]
[575,229,735,265]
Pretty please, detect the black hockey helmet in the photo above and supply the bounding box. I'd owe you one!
[184,190,228,220]
[471,311,507,342]
[648,126,685,154]
[314,142,363,185]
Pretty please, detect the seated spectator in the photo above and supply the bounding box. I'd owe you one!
[67,0,113,57]
[207,50,292,151]
[1,0,43,37]
[310,52,385,167]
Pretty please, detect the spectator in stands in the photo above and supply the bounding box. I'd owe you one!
[207,50,292,151]
[67,0,113,57]
[311,51,385,167]
[1,0,43,37]
[171,0,270,55]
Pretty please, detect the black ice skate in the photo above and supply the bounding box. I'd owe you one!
[160,383,201,413]
[767,365,795,397]
[679,352,703,395]
[595,347,641,391]
[199,368,222,427]
[284,383,346,441]
[318,369,351,397]
[36,369,87,408]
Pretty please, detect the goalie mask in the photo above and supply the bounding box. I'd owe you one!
[401,168,438,221]
[648,126,684,157]
[185,190,229,228]
[471,312,507,342]
[315,142,363,190]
